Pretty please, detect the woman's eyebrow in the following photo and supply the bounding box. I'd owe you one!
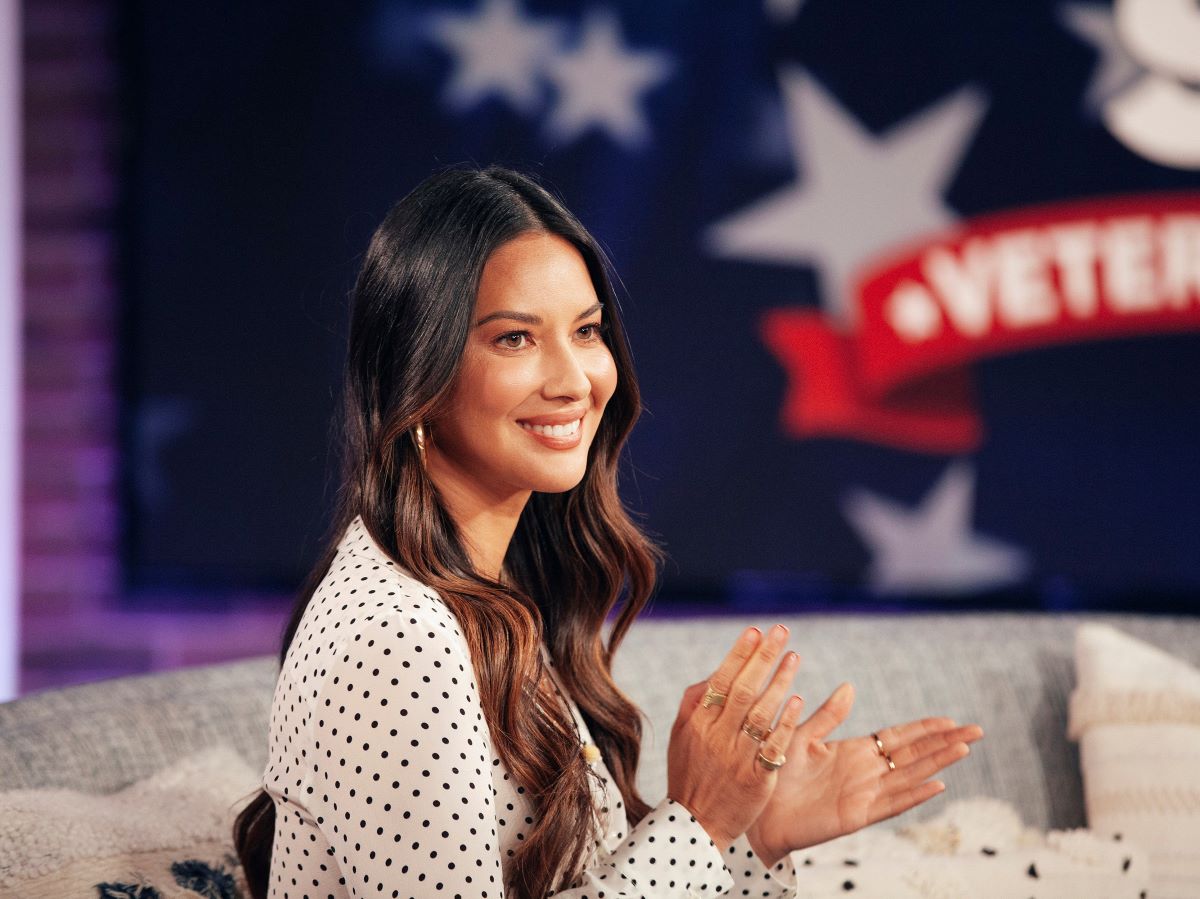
[476,310,539,326]
[574,301,603,321]
[475,301,603,327]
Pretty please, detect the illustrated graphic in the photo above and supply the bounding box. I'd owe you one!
[1063,0,1200,169]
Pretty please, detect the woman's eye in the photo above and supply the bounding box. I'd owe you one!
[497,332,529,349]
[578,322,605,341]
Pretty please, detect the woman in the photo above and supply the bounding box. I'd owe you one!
[233,165,981,898]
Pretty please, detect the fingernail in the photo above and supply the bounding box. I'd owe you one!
[743,627,761,644]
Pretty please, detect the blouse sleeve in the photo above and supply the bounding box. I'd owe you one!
[302,601,741,897]
[722,834,797,898]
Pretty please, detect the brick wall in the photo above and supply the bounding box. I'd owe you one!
[20,0,286,695]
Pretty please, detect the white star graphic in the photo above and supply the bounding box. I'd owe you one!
[1059,3,1143,113]
[428,0,564,115]
[841,461,1031,595]
[704,69,986,325]
[542,10,674,149]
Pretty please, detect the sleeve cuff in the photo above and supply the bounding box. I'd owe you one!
[570,796,736,895]
[723,833,797,898]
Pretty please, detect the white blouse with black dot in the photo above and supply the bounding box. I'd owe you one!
[263,517,797,898]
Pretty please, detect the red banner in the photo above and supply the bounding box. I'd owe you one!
[761,193,1200,453]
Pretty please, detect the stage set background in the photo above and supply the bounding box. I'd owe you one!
[119,0,1200,614]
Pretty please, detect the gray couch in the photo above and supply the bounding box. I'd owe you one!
[3,612,1198,836]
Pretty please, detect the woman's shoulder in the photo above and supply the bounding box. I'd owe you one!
[328,516,434,590]
[318,516,432,591]
[295,516,465,653]
[272,518,487,765]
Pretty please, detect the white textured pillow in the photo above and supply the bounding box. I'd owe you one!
[0,745,258,899]
[1069,622,1200,899]
[779,797,1148,898]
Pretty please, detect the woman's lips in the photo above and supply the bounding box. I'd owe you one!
[517,416,583,449]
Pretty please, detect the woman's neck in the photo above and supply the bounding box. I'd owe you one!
[425,455,529,582]
[450,506,523,583]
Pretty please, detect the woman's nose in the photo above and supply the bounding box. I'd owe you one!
[541,342,591,400]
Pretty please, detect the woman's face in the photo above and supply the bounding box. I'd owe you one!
[427,231,618,504]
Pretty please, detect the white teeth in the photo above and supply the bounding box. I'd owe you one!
[520,418,581,437]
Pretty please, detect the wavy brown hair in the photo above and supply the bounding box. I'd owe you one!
[233,165,663,898]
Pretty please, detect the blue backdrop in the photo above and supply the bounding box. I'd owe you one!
[120,0,1200,610]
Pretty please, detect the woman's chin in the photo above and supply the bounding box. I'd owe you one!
[528,462,589,494]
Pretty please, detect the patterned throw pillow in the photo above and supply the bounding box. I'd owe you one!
[0,746,257,899]
[1069,622,1200,899]
[776,797,1148,898]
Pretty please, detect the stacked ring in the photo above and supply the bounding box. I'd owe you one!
[756,750,786,771]
[701,685,727,709]
[741,722,769,742]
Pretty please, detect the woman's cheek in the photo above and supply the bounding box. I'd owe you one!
[480,355,536,403]
[592,348,618,406]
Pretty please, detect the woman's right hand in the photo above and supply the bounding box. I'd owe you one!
[665,624,806,852]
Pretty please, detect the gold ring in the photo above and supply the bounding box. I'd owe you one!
[701,685,727,709]
[884,753,896,771]
[756,750,786,771]
[871,732,886,757]
[741,721,768,742]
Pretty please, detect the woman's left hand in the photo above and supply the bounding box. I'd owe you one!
[744,682,984,868]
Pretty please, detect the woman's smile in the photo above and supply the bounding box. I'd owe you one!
[517,409,585,448]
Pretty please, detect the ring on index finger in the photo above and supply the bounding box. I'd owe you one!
[701,685,727,709]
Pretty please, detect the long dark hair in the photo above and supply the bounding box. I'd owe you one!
[233,165,662,898]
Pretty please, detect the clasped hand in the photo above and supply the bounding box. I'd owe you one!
[665,624,983,868]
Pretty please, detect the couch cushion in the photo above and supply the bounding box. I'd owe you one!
[0,656,277,792]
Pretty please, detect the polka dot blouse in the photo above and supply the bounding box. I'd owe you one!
[263,518,798,898]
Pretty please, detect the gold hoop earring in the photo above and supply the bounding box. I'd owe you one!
[413,423,428,470]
